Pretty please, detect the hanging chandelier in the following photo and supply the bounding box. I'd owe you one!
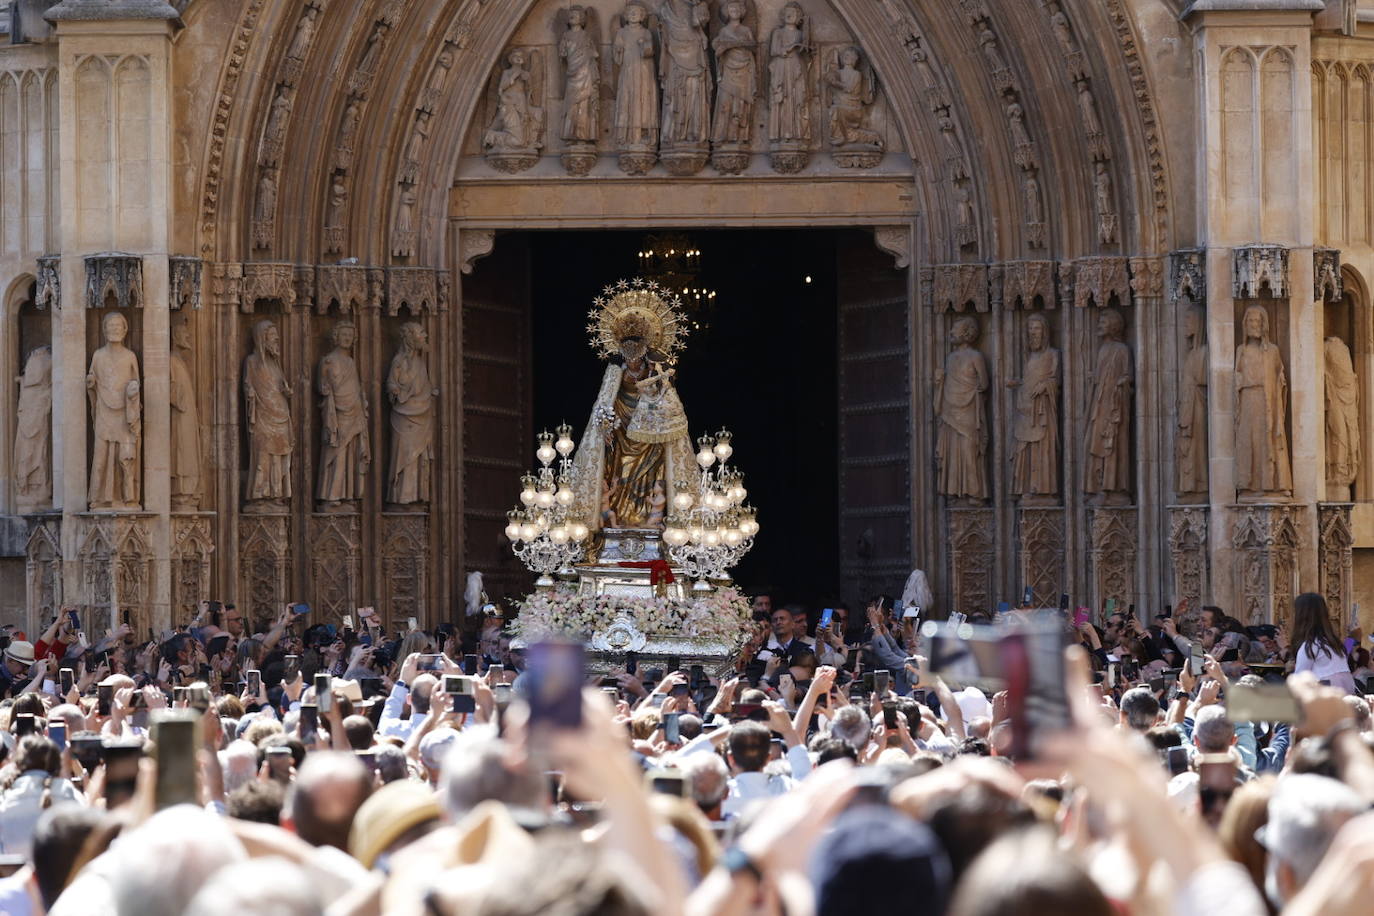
[636,232,717,330]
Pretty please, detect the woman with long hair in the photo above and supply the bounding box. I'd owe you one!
[1289,592,1355,694]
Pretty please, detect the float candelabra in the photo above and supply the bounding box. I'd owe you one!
[662,429,759,592]
[505,423,590,587]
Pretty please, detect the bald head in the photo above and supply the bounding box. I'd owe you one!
[286,752,373,850]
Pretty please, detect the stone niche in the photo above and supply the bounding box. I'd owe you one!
[458,0,903,179]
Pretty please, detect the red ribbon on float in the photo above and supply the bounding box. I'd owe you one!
[616,559,676,586]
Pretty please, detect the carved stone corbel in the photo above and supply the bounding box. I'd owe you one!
[1168,248,1205,306]
[460,229,497,275]
[1315,247,1343,302]
[932,263,989,312]
[317,264,367,315]
[872,227,911,270]
[35,256,60,310]
[239,263,296,313]
[169,256,203,310]
[386,267,438,316]
[85,253,144,309]
[1072,256,1131,309]
[1233,245,1289,300]
[1002,260,1056,310]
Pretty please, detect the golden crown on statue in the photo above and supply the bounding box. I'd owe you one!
[586,278,689,364]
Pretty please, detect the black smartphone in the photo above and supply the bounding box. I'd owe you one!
[874,670,891,696]
[1059,593,1070,611]
[246,669,262,695]
[882,699,898,729]
[1022,586,1034,607]
[70,735,104,771]
[689,664,705,689]
[292,603,311,616]
[103,741,144,809]
[744,660,766,687]
[359,676,381,699]
[59,667,75,696]
[625,651,638,677]
[463,654,480,676]
[448,675,476,714]
[14,714,36,737]
[98,684,114,717]
[418,654,443,672]
[667,655,682,675]
[526,642,584,731]
[664,712,681,744]
[488,663,505,682]
[670,682,690,700]
[152,712,200,810]
[67,609,82,630]
[862,672,876,695]
[47,720,67,753]
[266,746,293,781]
[1166,745,1190,776]
[313,673,332,713]
[647,770,687,798]
[284,655,300,683]
[299,703,318,741]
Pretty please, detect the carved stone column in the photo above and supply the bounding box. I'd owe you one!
[1017,507,1064,608]
[948,507,994,615]
[1167,506,1209,635]
[1318,503,1354,623]
[1090,507,1136,611]
[308,514,360,627]
[239,515,290,632]
[382,514,430,625]
[1231,504,1299,627]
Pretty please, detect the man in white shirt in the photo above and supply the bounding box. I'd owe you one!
[721,704,810,819]
[379,653,437,740]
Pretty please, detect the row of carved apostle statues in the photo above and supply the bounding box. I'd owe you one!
[933,305,1361,508]
[485,1,883,168]
[10,313,437,514]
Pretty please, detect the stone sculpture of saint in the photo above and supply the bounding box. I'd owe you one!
[1325,335,1360,500]
[656,0,711,147]
[87,312,141,509]
[826,47,882,148]
[1084,308,1133,504]
[570,290,695,533]
[1176,305,1209,497]
[387,322,437,505]
[244,319,292,504]
[13,345,51,511]
[484,49,541,151]
[1234,305,1292,499]
[612,2,659,150]
[559,6,600,144]
[711,1,756,145]
[317,320,370,505]
[935,316,990,504]
[169,321,201,509]
[767,2,810,143]
[1009,313,1060,503]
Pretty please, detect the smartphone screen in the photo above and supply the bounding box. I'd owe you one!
[266,748,293,781]
[663,712,681,744]
[67,609,82,630]
[1189,644,1205,677]
[449,675,476,714]
[882,700,898,728]
[152,712,200,810]
[314,673,332,713]
[103,743,144,809]
[648,771,687,798]
[47,720,67,753]
[903,604,921,619]
[819,608,834,629]
[418,654,443,672]
[246,669,262,695]
[1166,745,1190,776]
[14,714,35,737]
[299,704,318,740]
[284,655,300,683]
[98,684,113,717]
[526,641,584,732]
[292,603,311,616]
[59,668,75,695]
[874,670,891,696]
[463,654,479,676]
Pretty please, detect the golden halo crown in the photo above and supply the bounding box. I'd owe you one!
[587,278,688,363]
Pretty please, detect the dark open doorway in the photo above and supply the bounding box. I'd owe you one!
[525,229,843,604]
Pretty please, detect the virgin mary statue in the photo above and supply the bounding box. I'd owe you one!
[570,281,696,532]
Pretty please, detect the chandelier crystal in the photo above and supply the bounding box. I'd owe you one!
[662,428,759,592]
[505,423,590,587]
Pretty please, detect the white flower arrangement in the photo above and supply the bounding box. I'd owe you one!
[512,586,754,646]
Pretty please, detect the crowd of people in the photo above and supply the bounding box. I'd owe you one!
[0,589,1371,915]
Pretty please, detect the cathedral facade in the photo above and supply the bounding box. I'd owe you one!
[1,0,1372,635]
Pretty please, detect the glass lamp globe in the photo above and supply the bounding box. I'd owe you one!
[724,528,743,547]
[556,486,574,506]
[519,490,536,507]
[519,523,538,542]
[696,450,716,469]
[713,441,733,461]
[570,523,589,541]
[664,526,688,547]
[549,526,569,544]
[704,529,721,547]
[689,523,705,544]
[673,491,694,512]
[505,521,522,541]
[536,444,557,465]
[535,490,555,509]
[555,436,575,457]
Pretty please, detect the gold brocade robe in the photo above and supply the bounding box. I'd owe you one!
[604,365,668,529]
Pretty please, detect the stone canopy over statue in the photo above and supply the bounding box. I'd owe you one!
[570,281,695,534]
